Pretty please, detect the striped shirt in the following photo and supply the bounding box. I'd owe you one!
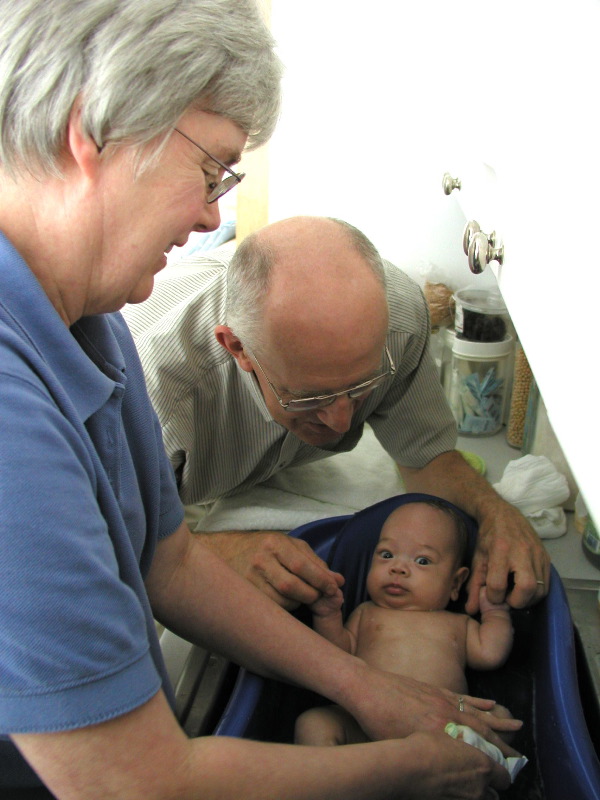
[123,245,457,505]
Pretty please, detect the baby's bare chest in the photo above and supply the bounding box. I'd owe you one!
[354,607,469,681]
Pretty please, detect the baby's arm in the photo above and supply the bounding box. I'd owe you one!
[466,586,514,670]
[310,588,360,654]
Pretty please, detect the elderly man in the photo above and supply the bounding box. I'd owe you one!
[125,216,549,614]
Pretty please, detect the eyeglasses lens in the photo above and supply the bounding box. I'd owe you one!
[287,373,389,412]
[207,174,246,203]
[347,373,388,398]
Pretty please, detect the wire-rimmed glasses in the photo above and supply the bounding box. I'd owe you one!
[251,345,396,412]
[174,127,245,203]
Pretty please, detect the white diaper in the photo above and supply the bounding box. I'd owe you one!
[445,722,529,782]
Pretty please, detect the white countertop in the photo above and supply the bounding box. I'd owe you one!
[456,430,600,583]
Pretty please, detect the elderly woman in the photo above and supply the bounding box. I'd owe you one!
[0,2,515,798]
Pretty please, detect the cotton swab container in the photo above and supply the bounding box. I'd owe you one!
[445,335,514,436]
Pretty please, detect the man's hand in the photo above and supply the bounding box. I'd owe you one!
[465,499,550,615]
[197,529,344,610]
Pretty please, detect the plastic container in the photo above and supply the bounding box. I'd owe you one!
[429,326,446,380]
[574,492,589,534]
[439,327,455,389]
[454,287,510,342]
[582,516,600,571]
[445,334,513,436]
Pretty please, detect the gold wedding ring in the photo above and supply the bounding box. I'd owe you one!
[458,696,465,712]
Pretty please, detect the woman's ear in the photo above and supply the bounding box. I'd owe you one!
[66,99,102,178]
[450,566,470,602]
[215,325,254,372]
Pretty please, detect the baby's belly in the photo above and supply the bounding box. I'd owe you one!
[357,638,468,694]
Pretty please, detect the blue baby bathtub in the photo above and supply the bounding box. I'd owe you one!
[213,493,600,800]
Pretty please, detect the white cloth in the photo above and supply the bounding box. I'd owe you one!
[186,424,405,532]
[492,454,570,538]
[445,723,528,782]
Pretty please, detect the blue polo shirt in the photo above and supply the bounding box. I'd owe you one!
[0,233,184,786]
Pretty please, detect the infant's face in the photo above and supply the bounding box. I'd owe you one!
[366,503,468,611]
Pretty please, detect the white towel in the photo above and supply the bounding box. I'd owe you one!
[493,454,570,538]
[445,723,528,782]
[187,424,405,532]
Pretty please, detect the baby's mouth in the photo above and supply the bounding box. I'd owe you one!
[384,583,407,595]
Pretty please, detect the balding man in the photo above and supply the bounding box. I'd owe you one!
[124,216,549,614]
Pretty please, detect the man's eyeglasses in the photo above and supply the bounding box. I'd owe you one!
[251,346,396,412]
[174,127,245,203]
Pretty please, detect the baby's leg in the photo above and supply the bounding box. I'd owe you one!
[488,702,516,744]
[294,705,368,746]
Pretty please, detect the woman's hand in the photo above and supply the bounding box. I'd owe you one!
[346,666,523,758]
[392,731,512,799]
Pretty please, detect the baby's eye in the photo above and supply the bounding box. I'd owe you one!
[379,550,394,559]
[415,556,431,566]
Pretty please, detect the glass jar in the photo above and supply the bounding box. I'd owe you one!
[439,327,455,390]
[445,335,513,436]
[453,288,510,342]
[429,326,446,381]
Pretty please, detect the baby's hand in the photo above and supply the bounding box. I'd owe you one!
[310,584,344,617]
[479,585,510,615]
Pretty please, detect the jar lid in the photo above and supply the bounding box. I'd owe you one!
[452,334,513,357]
[453,288,507,315]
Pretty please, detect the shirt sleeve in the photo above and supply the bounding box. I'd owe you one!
[367,263,458,466]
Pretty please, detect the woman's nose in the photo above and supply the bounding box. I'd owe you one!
[195,197,221,233]
[315,395,354,433]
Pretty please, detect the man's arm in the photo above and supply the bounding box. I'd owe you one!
[397,449,551,614]
[195,528,343,610]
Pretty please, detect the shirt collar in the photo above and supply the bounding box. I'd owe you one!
[0,233,122,422]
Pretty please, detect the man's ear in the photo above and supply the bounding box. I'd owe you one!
[66,99,102,179]
[215,325,254,372]
[450,566,470,602]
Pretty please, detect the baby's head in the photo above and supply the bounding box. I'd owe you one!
[366,499,470,611]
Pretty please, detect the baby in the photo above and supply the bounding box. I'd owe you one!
[295,498,515,747]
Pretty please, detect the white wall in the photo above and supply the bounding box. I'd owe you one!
[267,0,498,291]
[260,0,600,528]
